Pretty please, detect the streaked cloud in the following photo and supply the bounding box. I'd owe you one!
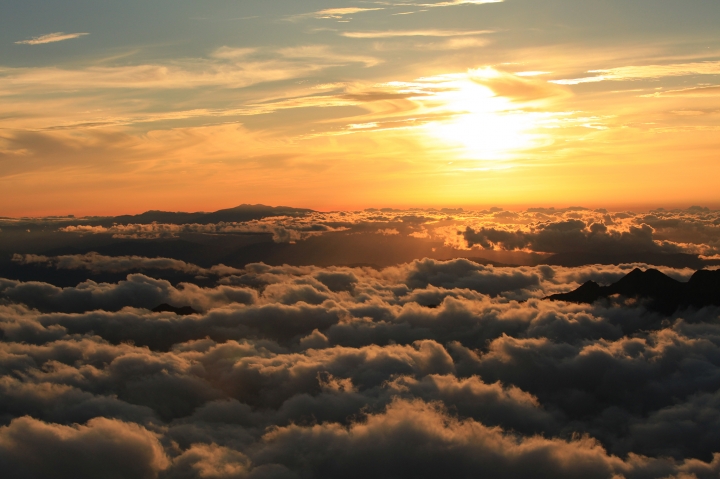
[13,252,243,276]
[417,0,503,6]
[15,32,89,45]
[553,61,720,84]
[211,47,257,60]
[0,62,312,91]
[0,45,379,94]
[342,29,492,38]
[293,7,385,20]
[278,45,381,67]
[515,71,550,77]
[317,7,384,16]
[59,218,347,242]
[294,0,500,21]
[640,85,720,97]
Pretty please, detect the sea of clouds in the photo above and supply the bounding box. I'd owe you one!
[1,254,720,478]
[3,205,718,256]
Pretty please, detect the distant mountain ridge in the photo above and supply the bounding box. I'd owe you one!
[104,204,314,226]
[548,268,720,314]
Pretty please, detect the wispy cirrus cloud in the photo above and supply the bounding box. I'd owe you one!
[553,61,720,85]
[293,0,500,21]
[278,45,381,67]
[291,7,384,20]
[421,0,503,5]
[395,0,502,7]
[15,32,89,45]
[305,0,502,23]
[640,84,720,97]
[0,45,379,94]
[316,7,385,17]
[342,29,493,38]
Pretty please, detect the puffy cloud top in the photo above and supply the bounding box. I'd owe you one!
[1,254,720,478]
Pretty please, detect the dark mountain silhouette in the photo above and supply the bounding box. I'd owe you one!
[107,204,314,226]
[548,268,720,314]
[152,304,199,315]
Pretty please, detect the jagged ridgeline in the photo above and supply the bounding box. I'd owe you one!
[549,268,720,314]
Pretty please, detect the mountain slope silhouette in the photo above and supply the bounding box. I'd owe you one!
[548,268,720,314]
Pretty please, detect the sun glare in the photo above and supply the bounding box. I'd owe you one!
[426,72,539,161]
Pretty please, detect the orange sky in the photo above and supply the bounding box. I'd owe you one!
[1,0,719,216]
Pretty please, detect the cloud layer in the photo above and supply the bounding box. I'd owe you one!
[13,205,718,257]
[1,252,720,478]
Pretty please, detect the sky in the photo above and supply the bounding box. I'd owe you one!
[1,0,720,215]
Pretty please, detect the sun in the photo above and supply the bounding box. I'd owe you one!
[425,72,539,161]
